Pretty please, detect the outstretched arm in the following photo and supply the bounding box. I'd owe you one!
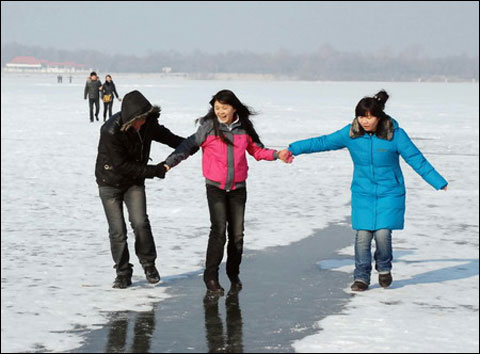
[396,128,448,190]
[152,123,185,149]
[164,133,200,169]
[164,120,212,169]
[288,125,349,156]
[246,137,278,161]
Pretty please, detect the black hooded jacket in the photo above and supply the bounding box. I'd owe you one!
[95,91,184,187]
[101,81,119,100]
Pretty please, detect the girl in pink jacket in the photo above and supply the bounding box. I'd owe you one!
[165,89,291,294]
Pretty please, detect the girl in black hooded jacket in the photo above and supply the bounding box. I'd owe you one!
[101,74,121,121]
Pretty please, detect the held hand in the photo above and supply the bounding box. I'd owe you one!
[442,185,448,191]
[164,164,171,172]
[278,149,294,163]
[155,163,167,179]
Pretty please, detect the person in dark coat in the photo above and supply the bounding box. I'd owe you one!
[84,71,102,122]
[101,74,121,121]
[286,90,448,292]
[95,90,187,289]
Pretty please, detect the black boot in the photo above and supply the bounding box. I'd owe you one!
[229,275,243,290]
[113,274,132,289]
[206,280,225,295]
[379,273,393,288]
[144,265,161,284]
[350,281,368,292]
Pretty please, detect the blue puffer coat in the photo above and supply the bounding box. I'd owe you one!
[288,118,448,230]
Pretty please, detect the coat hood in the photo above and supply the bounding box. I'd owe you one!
[120,90,161,131]
[350,115,399,141]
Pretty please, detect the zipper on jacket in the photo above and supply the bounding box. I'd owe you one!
[370,135,377,230]
[225,131,235,191]
[136,131,144,162]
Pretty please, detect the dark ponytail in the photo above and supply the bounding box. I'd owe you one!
[355,90,389,119]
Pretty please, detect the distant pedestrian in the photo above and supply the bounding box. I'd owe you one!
[101,75,121,121]
[69,76,73,84]
[57,75,63,84]
[84,71,102,122]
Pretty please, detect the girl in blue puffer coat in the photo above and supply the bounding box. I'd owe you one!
[285,90,448,291]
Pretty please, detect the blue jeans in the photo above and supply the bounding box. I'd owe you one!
[354,229,392,285]
[99,185,156,276]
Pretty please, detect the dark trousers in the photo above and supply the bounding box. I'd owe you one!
[204,185,247,283]
[89,98,100,121]
[99,185,157,276]
[103,101,113,120]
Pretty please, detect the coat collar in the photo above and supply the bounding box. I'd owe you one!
[349,115,397,141]
[218,116,241,132]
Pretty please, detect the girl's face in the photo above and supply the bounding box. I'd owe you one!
[214,101,236,125]
[358,112,379,132]
[106,76,112,82]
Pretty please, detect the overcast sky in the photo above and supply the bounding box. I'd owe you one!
[1,1,478,57]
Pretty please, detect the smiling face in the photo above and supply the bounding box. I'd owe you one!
[214,101,236,125]
[357,112,380,132]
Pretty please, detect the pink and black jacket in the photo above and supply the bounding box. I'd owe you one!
[165,118,278,191]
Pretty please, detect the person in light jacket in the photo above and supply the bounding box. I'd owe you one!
[284,90,448,291]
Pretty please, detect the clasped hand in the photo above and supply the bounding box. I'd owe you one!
[155,162,171,179]
[277,149,294,163]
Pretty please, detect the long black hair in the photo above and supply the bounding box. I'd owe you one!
[355,90,389,119]
[197,89,262,146]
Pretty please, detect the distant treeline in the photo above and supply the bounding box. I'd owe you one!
[2,43,478,81]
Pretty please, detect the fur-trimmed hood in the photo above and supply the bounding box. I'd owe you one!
[120,105,161,132]
[119,90,161,131]
[349,115,398,141]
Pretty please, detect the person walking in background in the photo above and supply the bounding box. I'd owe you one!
[95,90,191,289]
[163,89,292,295]
[101,74,122,121]
[84,71,102,122]
[283,90,448,292]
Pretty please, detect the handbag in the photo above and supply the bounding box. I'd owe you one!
[102,94,112,103]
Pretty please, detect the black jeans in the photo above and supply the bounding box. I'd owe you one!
[89,97,100,121]
[103,101,113,120]
[99,184,157,276]
[204,185,247,283]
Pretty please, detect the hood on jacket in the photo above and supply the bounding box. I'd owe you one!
[120,90,161,131]
[349,115,399,141]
